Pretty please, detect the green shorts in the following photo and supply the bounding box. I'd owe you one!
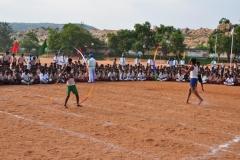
[67,85,78,95]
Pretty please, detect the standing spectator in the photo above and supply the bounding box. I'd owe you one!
[211,59,216,74]
[11,54,17,69]
[119,55,126,67]
[3,51,11,68]
[180,58,185,66]
[18,54,26,68]
[88,53,96,83]
[147,58,153,68]
[134,56,140,67]
[35,55,40,66]
[59,54,66,69]
[26,54,33,70]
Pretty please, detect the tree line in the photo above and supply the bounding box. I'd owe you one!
[0,18,239,61]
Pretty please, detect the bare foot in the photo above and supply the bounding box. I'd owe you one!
[198,99,203,105]
[77,104,82,107]
[64,105,68,108]
[202,89,205,91]
[186,101,190,104]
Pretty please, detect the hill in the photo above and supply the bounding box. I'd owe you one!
[9,22,98,31]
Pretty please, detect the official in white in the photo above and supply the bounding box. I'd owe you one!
[147,58,153,68]
[26,54,33,70]
[119,55,126,67]
[59,54,66,69]
[53,54,59,64]
[88,53,96,83]
[134,56,140,67]
[180,58,185,65]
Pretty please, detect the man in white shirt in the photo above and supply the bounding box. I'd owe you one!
[180,58,185,66]
[88,53,96,83]
[167,58,172,67]
[138,70,146,81]
[21,69,34,85]
[40,70,52,84]
[173,58,178,67]
[211,59,216,74]
[224,75,234,86]
[53,54,59,65]
[107,70,115,81]
[157,72,167,81]
[126,70,134,81]
[119,55,126,68]
[26,54,33,70]
[147,58,153,68]
[134,56,140,67]
[59,54,66,69]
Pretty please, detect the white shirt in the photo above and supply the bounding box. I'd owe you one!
[53,56,59,63]
[88,57,96,68]
[147,59,153,66]
[134,58,140,66]
[180,59,185,65]
[120,57,126,66]
[59,56,65,64]
[27,57,33,64]
[40,73,49,81]
[190,65,198,78]
[226,78,234,83]
[21,73,31,81]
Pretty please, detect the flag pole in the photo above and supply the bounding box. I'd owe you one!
[230,27,234,67]
[214,30,218,59]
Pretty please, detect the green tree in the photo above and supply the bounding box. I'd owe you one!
[48,23,101,54]
[0,22,13,51]
[219,18,230,24]
[47,27,61,52]
[107,33,121,55]
[155,24,176,58]
[233,25,240,59]
[132,21,155,55]
[169,30,186,61]
[20,31,40,53]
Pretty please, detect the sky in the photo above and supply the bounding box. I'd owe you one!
[0,0,239,30]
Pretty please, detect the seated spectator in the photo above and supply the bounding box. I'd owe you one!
[125,70,134,81]
[176,72,184,82]
[138,70,146,81]
[40,70,52,84]
[157,71,167,81]
[21,69,34,85]
[224,75,234,86]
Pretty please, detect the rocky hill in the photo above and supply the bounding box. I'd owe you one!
[10,24,233,48]
[9,22,97,31]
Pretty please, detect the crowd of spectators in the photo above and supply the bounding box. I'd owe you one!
[0,52,239,86]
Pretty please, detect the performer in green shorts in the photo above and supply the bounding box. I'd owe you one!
[63,66,81,108]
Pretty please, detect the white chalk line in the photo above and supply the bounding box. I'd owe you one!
[3,90,240,158]
[199,135,240,159]
[2,96,240,157]
[99,88,240,116]
[0,97,215,152]
[0,110,159,159]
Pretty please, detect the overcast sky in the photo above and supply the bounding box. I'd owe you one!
[0,0,239,30]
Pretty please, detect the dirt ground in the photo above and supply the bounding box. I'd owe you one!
[0,58,240,160]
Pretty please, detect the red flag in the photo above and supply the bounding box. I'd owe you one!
[11,41,19,53]
[104,51,109,56]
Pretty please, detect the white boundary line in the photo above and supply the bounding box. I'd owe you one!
[0,110,158,159]
[2,97,240,157]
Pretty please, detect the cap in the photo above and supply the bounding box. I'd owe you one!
[89,53,93,57]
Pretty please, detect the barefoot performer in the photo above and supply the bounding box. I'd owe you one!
[63,66,81,108]
[182,58,203,105]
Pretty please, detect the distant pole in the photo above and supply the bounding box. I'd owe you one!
[230,27,234,67]
[214,32,218,58]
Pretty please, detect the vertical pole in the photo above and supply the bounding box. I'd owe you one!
[230,28,234,67]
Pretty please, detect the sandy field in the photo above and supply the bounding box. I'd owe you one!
[0,57,240,160]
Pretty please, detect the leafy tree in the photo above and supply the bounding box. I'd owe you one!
[233,25,240,59]
[107,33,121,55]
[169,30,186,61]
[155,24,176,58]
[20,31,40,53]
[0,22,13,51]
[132,21,155,55]
[117,29,137,55]
[219,18,230,24]
[47,23,101,54]
[47,27,61,52]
